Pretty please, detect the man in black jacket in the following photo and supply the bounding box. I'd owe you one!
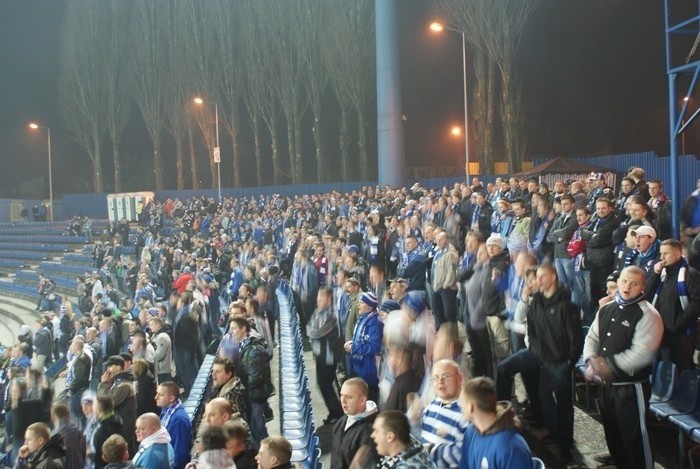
[647,239,700,370]
[584,266,663,468]
[67,338,92,428]
[581,198,619,305]
[331,378,378,469]
[496,264,583,462]
[548,195,579,300]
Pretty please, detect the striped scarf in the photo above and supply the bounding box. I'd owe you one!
[653,257,689,310]
[160,399,183,429]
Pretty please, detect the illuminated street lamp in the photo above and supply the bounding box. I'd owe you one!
[451,126,461,136]
[430,21,470,181]
[28,122,53,221]
[193,97,221,201]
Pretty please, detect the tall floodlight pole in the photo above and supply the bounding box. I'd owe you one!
[29,123,53,221]
[194,97,222,201]
[431,22,470,182]
[376,0,405,188]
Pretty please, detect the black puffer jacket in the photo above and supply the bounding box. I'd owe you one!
[581,214,619,268]
[528,286,583,365]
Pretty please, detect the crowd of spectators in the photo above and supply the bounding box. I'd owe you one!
[2,168,700,468]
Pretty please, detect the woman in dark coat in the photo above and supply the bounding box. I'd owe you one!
[172,292,202,396]
[132,359,159,416]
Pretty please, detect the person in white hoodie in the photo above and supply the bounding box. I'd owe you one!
[331,378,379,469]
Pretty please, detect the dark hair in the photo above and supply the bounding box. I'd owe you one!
[224,420,250,442]
[96,395,114,413]
[560,194,575,204]
[212,356,236,376]
[378,410,411,445]
[229,316,250,333]
[201,425,229,452]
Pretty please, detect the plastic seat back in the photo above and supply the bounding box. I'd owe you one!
[651,361,677,403]
[670,370,700,414]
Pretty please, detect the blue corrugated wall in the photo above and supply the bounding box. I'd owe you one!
[2,151,695,223]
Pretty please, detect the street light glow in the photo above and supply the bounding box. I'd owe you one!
[451,126,461,136]
[29,123,39,129]
[193,97,204,105]
[430,22,444,32]
[684,96,690,102]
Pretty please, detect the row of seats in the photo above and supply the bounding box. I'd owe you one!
[276,281,322,469]
[649,363,700,468]
[184,354,216,441]
[15,269,76,291]
[0,259,26,269]
[40,261,93,277]
[63,252,95,265]
[0,234,86,244]
[0,242,70,252]
[0,250,49,261]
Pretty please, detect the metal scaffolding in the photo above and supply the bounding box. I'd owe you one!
[665,0,700,238]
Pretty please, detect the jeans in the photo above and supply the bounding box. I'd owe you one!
[70,390,87,430]
[574,270,593,326]
[554,258,577,305]
[250,402,270,449]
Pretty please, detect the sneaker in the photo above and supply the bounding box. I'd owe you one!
[593,454,614,465]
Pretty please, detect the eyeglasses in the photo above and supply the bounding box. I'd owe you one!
[432,373,455,383]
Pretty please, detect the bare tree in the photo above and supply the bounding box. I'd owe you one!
[300,0,330,182]
[240,0,283,185]
[186,0,219,188]
[433,0,539,172]
[266,1,309,184]
[211,0,245,188]
[103,0,132,192]
[324,0,374,181]
[472,48,497,174]
[57,0,106,193]
[163,2,195,190]
[132,0,169,190]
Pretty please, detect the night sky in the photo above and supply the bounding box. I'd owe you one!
[0,0,693,197]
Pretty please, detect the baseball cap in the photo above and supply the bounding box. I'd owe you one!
[630,226,657,240]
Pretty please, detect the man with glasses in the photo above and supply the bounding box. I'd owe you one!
[411,359,468,468]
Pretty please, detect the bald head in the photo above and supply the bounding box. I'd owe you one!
[205,397,234,426]
[135,413,161,442]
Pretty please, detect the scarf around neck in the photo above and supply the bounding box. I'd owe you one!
[653,257,689,310]
[133,427,171,463]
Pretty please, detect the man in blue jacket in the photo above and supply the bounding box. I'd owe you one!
[132,413,174,469]
[460,377,531,469]
[344,292,383,403]
[156,382,191,469]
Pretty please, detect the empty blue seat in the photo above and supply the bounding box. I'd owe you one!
[651,361,678,404]
[650,370,700,419]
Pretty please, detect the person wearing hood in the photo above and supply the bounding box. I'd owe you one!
[306,287,343,425]
[344,292,383,403]
[495,264,582,463]
[583,266,663,469]
[98,356,136,456]
[331,378,379,469]
[230,316,275,449]
[459,377,531,469]
[132,413,174,469]
[371,410,435,468]
[101,434,137,469]
[14,422,66,469]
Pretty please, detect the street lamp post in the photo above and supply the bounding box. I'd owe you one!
[194,97,221,201]
[29,123,53,221]
[430,22,470,182]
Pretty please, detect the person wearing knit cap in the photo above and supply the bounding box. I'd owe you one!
[378,300,401,321]
[344,292,383,403]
